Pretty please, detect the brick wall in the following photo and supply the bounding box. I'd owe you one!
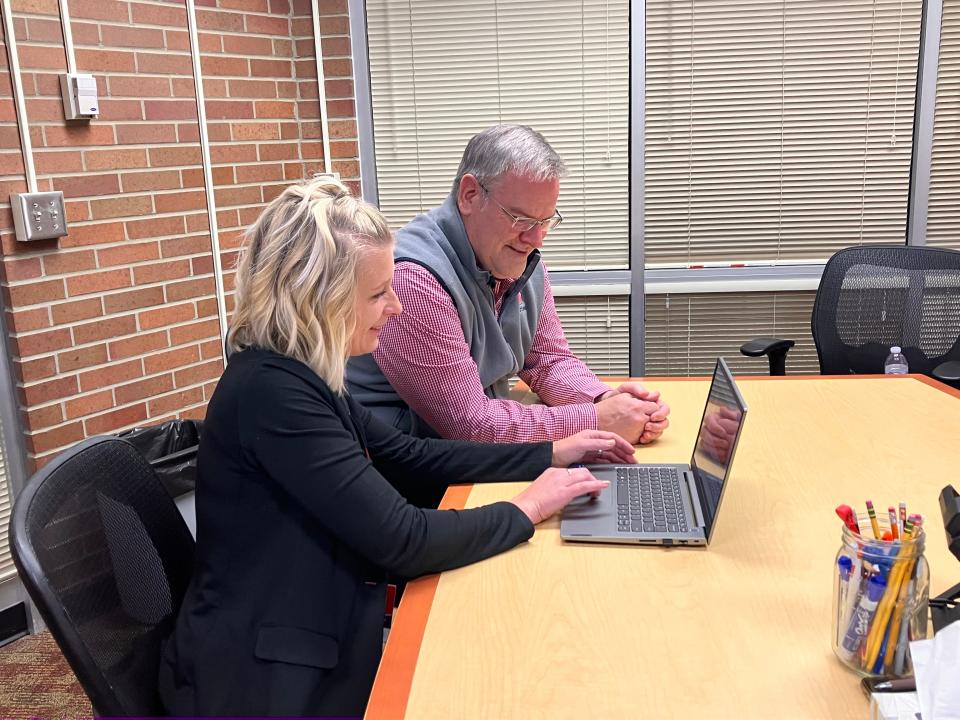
[0,0,359,470]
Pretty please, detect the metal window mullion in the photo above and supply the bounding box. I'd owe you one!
[629,0,646,376]
[906,0,943,246]
[349,0,379,206]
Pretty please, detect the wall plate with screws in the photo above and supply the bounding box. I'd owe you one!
[10,191,68,242]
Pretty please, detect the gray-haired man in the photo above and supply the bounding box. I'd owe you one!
[348,124,670,446]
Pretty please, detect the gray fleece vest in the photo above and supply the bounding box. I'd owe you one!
[347,194,545,437]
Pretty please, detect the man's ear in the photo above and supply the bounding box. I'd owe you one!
[457,174,482,217]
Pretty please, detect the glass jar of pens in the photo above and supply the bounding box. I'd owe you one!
[832,502,930,678]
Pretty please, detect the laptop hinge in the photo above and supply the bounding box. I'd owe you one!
[684,471,706,528]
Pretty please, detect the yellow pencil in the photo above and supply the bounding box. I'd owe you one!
[863,517,914,667]
[883,572,912,671]
[866,500,881,539]
[864,574,901,669]
[863,517,922,670]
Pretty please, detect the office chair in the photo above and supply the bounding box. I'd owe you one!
[740,245,960,385]
[931,485,960,633]
[10,436,195,716]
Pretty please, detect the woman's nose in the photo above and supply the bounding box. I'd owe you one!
[388,288,403,316]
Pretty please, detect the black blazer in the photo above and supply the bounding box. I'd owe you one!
[158,348,551,717]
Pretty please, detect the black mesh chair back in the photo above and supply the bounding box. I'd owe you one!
[10,436,195,716]
[812,245,960,376]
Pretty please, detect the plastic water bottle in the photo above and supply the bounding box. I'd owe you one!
[884,346,909,375]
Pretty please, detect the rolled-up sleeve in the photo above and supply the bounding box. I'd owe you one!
[373,262,601,443]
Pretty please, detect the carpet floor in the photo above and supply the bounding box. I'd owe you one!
[0,631,91,719]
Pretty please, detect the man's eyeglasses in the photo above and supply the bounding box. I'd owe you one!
[476,180,563,234]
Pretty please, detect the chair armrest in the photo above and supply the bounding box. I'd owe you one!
[739,337,796,376]
[932,360,960,384]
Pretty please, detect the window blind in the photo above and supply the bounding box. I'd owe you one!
[925,0,960,250]
[645,0,922,265]
[553,294,630,374]
[0,419,14,583]
[365,0,630,270]
[644,290,819,375]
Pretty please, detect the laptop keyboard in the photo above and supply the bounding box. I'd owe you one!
[616,467,689,534]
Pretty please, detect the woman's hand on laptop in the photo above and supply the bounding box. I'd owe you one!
[551,430,637,468]
[510,467,610,525]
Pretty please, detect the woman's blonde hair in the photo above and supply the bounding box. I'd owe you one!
[228,177,392,392]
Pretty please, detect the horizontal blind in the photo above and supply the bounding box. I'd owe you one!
[0,418,14,582]
[644,290,819,376]
[366,0,629,270]
[553,295,630,375]
[925,0,960,249]
[646,0,921,265]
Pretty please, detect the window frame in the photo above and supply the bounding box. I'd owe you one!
[0,299,34,623]
[348,0,944,376]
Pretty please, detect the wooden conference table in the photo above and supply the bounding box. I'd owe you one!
[366,375,960,719]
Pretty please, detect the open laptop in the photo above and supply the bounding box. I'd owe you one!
[561,357,748,546]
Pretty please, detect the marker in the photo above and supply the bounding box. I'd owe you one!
[838,573,887,661]
[866,500,881,539]
[888,507,899,540]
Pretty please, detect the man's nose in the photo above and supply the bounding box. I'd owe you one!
[520,224,547,248]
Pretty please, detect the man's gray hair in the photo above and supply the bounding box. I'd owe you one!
[452,124,568,192]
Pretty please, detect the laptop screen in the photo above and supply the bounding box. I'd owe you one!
[689,358,748,542]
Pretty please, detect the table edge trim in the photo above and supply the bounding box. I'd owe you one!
[364,483,473,719]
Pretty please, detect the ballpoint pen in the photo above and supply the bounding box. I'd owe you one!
[837,555,853,642]
[860,676,917,697]
[892,579,915,676]
[874,677,916,692]
[873,631,890,675]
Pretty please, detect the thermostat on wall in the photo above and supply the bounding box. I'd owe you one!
[60,73,99,120]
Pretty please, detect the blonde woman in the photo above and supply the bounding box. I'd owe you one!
[157,178,635,717]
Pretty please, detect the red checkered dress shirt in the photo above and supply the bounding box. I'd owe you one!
[373,261,611,442]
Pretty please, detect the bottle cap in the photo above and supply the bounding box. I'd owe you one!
[891,346,902,353]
